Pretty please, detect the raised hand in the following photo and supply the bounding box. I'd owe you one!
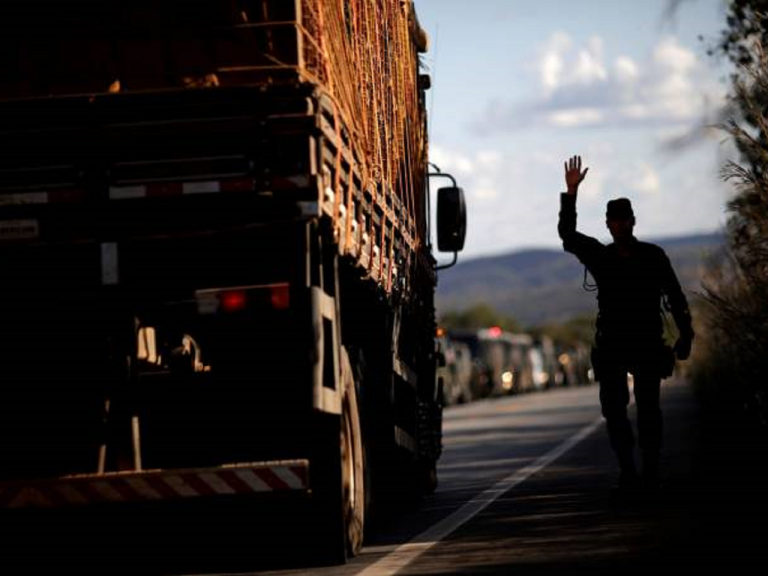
[564,155,589,195]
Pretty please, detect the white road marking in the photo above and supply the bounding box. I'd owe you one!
[355,415,604,576]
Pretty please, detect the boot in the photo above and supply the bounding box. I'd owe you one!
[617,450,640,490]
[642,450,660,491]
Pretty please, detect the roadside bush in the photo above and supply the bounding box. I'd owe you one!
[688,39,768,428]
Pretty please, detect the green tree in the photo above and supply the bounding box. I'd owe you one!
[713,1,768,172]
[535,315,595,347]
[439,304,519,332]
[715,0,768,69]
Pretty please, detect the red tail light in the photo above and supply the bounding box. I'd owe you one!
[220,290,248,313]
[270,284,290,311]
[196,283,291,315]
[487,326,503,338]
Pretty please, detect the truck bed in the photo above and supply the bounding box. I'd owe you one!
[0,84,422,295]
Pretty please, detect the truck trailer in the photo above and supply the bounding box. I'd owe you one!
[0,0,466,562]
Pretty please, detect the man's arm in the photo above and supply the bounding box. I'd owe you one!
[659,251,695,359]
[558,156,602,263]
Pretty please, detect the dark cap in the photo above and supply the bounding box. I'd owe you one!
[606,197,634,219]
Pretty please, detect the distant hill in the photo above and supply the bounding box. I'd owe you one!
[436,232,725,327]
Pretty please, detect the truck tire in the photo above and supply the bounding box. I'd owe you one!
[340,346,365,556]
[418,458,438,494]
[311,346,365,564]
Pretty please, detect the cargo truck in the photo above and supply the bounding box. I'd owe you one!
[0,0,466,563]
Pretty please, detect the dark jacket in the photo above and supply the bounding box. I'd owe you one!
[558,193,693,350]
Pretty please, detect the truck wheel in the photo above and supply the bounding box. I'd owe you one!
[340,346,365,556]
[418,458,438,494]
[312,346,365,564]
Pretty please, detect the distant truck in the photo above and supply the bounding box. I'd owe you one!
[450,328,506,397]
[0,0,466,562]
[505,332,536,393]
[532,334,560,388]
[450,328,535,396]
[437,334,473,406]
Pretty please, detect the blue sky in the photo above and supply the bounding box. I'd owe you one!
[414,0,733,259]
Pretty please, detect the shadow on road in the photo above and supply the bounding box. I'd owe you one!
[0,498,337,575]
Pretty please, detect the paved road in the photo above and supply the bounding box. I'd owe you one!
[4,378,766,574]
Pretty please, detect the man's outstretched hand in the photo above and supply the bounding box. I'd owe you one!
[564,155,588,195]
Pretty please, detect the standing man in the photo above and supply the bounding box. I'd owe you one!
[558,155,694,489]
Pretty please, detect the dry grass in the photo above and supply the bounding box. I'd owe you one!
[688,40,768,427]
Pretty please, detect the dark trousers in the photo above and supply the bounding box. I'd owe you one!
[599,361,662,459]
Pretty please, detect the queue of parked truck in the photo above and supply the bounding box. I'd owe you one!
[437,327,595,406]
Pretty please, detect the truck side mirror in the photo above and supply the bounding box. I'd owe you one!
[437,186,466,252]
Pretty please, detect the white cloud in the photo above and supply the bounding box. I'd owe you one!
[614,56,640,86]
[619,104,649,119]
[473,33,726,133]
[539,32,572,97]
[430,147,475,175]
[653,37,697,73]
[572,36,608,85]
[622,162,661,194]
[473,183,499,200]
[476,150,502,167]
[430,146,499,201]
[538,33,607,98]
[548,107,604,128]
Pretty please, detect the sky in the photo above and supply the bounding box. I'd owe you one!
[414,0,734,260]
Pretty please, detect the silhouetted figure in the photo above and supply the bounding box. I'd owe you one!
[557,156,694,489]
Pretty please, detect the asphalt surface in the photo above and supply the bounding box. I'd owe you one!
[2,378,766,575]
[399,379,768,575]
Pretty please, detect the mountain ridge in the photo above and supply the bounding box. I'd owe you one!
[436,231,724,326]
